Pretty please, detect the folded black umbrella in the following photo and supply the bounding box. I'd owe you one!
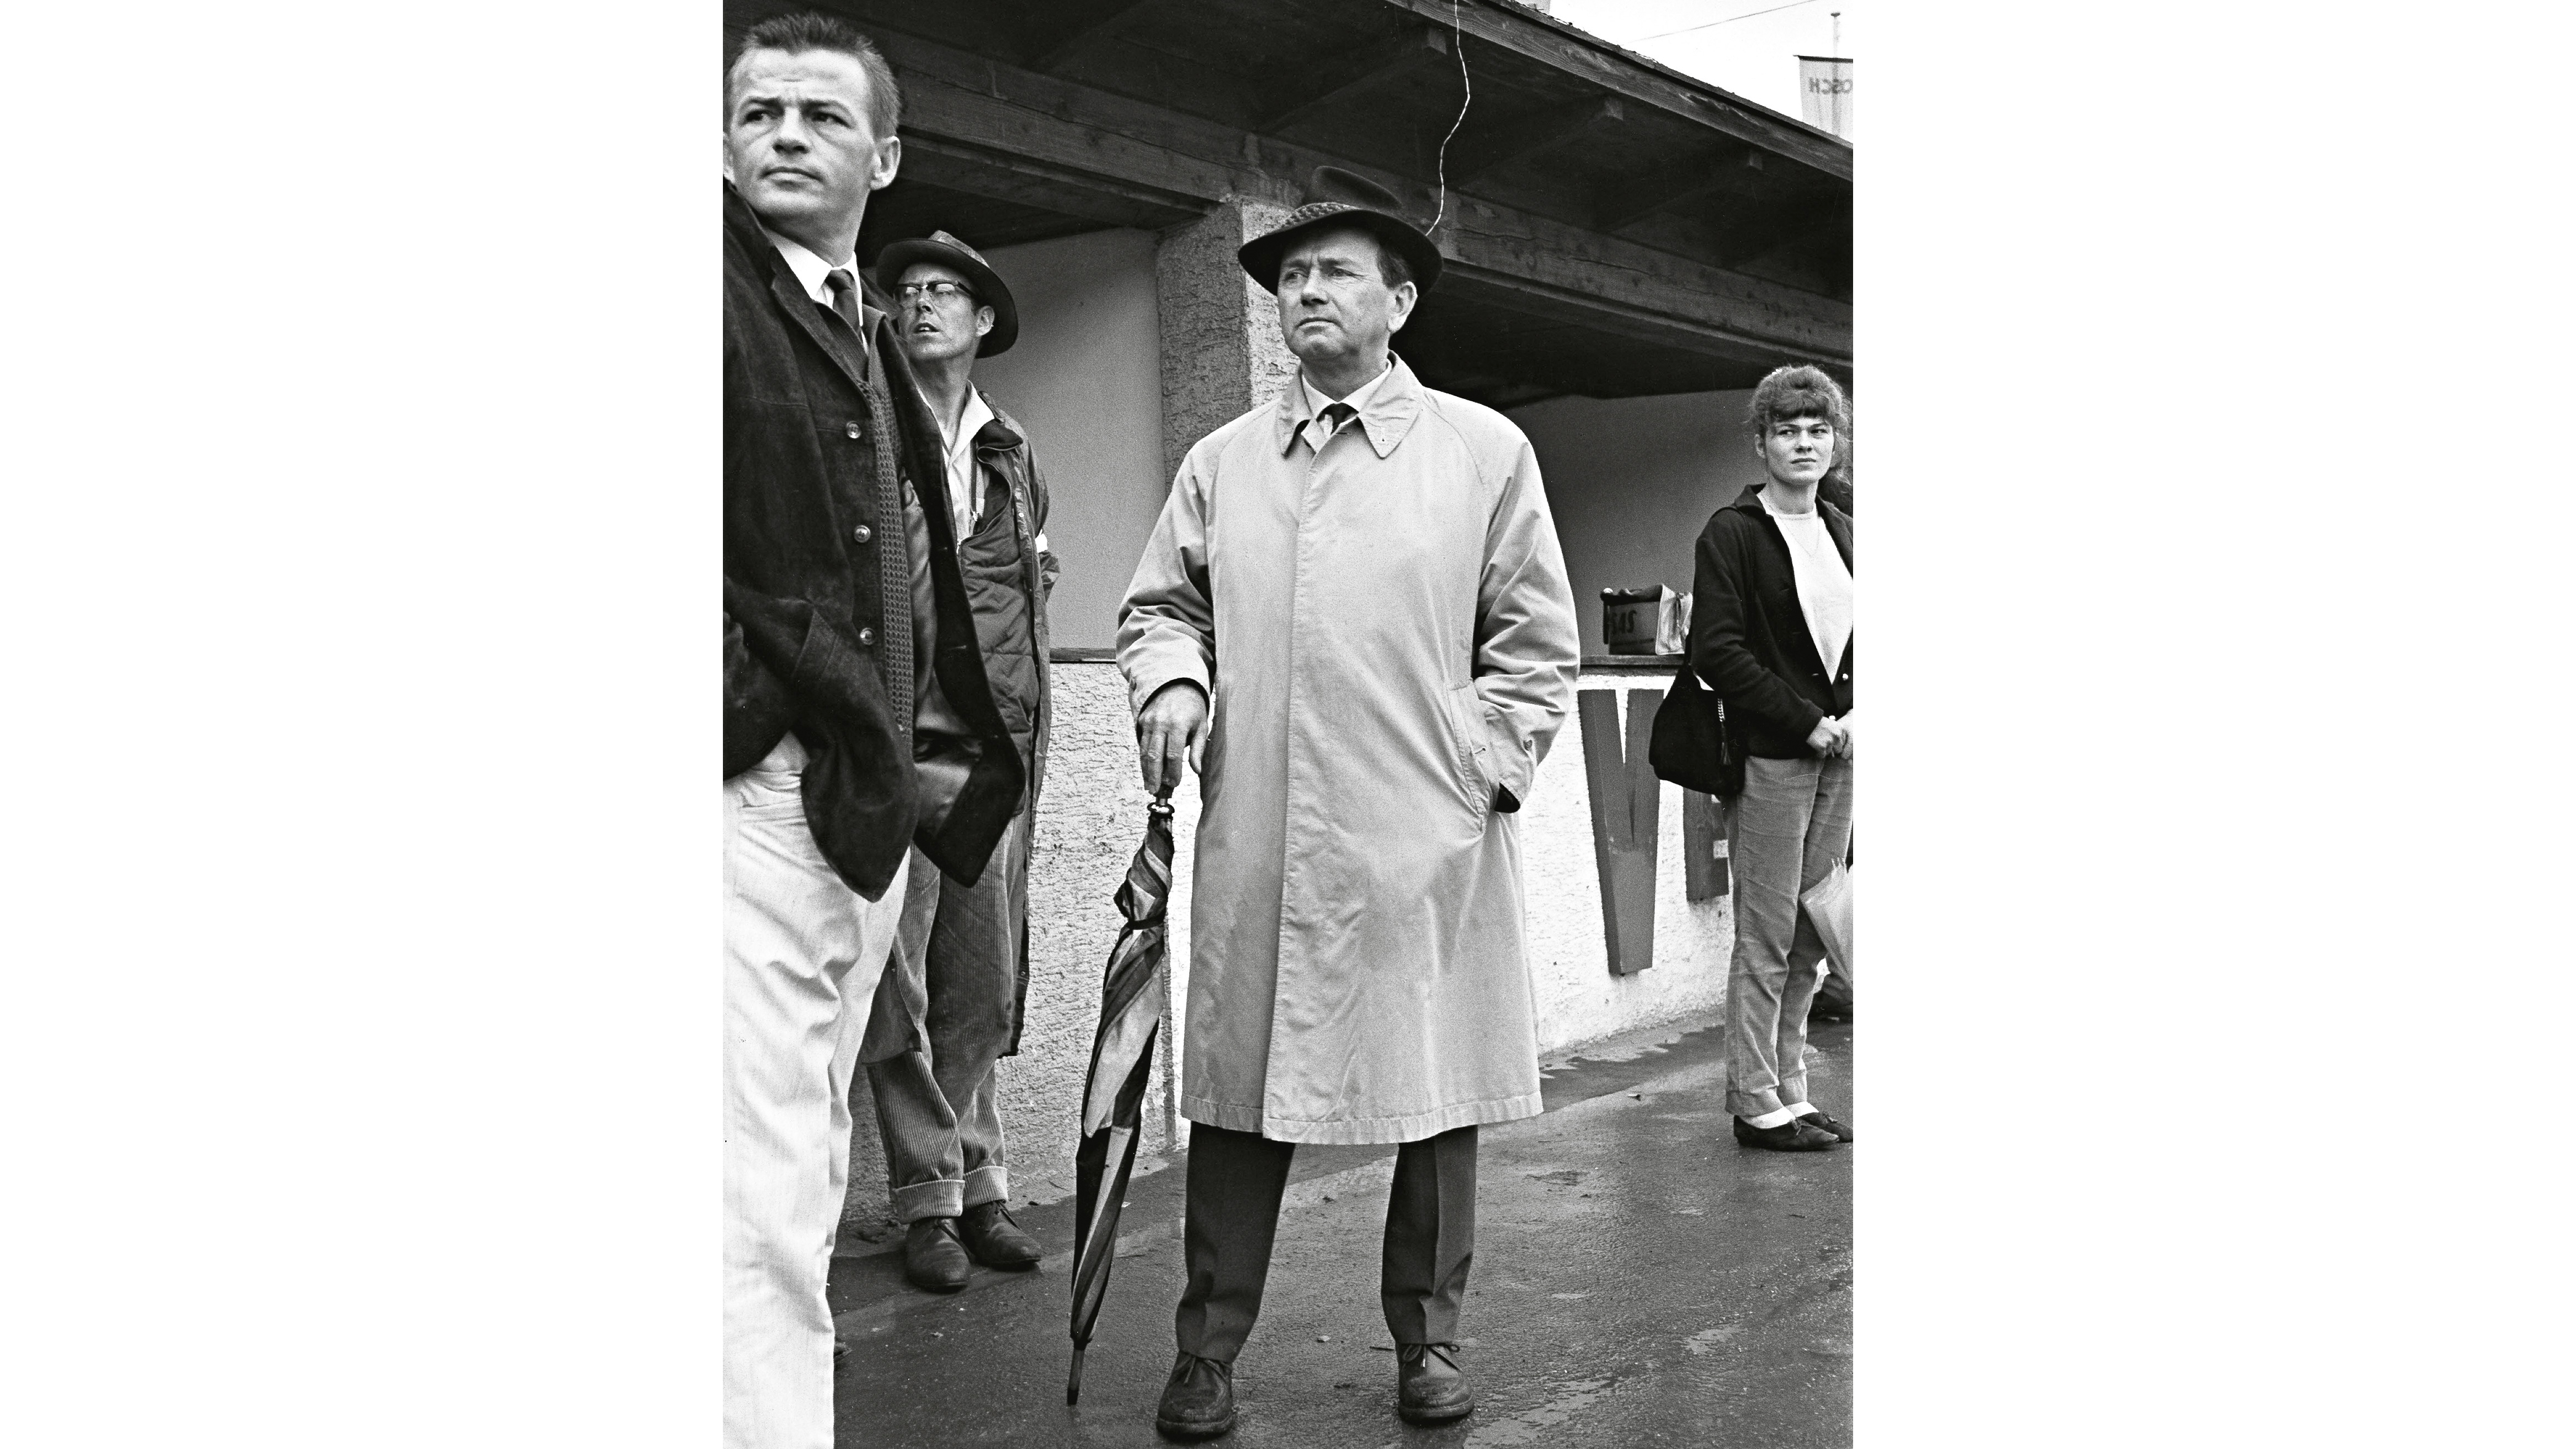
[1066,798,1175,1405]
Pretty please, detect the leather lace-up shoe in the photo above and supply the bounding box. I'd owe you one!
[1733,1116,1839,1151]
[1396,1342,1475,1424]
[1797,1110,1853,1142]
[1153,1352,1237,1441]
[902,1217,972,1293]
[957,1200,1043,1269]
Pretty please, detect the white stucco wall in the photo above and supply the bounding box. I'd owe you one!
[1517,675,1736,1053]
[971,228,1168,651]
[844,664,1731,1232]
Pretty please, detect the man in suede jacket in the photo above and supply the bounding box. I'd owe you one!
[717,14,1021,1447]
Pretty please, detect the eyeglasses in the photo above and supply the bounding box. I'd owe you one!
[896,280,980,305]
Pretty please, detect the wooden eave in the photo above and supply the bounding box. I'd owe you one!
[726,0,1851,401]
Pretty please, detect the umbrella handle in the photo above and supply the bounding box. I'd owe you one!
[1067,1345,1087,1405]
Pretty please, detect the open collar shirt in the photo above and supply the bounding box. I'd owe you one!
[934,387,997,543]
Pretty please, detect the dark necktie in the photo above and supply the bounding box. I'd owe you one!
[1314,401,1357,451]
[823,268,864,331]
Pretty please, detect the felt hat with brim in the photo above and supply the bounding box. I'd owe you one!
[1237,166,1443,295]
[874,229,1018,357]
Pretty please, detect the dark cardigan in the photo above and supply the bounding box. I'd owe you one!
[1686,483,1853,760]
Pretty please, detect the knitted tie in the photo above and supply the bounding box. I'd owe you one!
[825,268,915,735]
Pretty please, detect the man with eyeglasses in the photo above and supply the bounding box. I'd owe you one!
[857,231,1061,1295]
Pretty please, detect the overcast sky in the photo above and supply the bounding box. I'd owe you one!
[1545,0,1858,128]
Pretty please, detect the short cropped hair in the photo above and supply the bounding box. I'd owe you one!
[726,12,902,139]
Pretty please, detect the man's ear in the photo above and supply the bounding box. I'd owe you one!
[870,135,902,192]
[1387,279,1418,333]
[975,307,995,338]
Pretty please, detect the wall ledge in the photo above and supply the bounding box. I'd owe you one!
[1051,648,1688,672]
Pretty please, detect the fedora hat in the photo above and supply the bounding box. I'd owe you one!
[874,229,1018,357]
[1237,166,1443,295]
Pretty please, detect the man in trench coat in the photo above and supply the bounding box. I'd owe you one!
[1117,167,1580,1439]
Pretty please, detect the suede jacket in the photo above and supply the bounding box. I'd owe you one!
[1687,482,1854,760]
[722,184,1024,898]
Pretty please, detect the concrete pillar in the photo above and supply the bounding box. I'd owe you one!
[1152,195,1301,481]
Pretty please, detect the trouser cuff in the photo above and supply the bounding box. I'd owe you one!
[961,1164,1010,1209]
[890,1178,964,1223]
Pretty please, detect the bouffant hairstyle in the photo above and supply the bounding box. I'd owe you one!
[727,12,902,139]
[1746,364,1850,483]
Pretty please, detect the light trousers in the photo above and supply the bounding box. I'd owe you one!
[724,736,906,1449]
[1724,754,1855,1121]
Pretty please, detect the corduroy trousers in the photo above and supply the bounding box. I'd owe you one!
[864,811,1029,1223]
[1723,753,1855,1121]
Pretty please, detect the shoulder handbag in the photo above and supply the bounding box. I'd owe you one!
[1647,663,1744,800]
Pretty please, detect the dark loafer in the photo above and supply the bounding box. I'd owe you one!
[1733,1116,1839,1151]
[957,1200,1044,1270]
[902,1217,972,1293]
[1396,1342,1475,1424]
[1796,1110,1852,1142]
[1154,1352,1237,1441]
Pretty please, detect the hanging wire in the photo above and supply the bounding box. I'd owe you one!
[1635,0,1825,44]
[1428,0,1472,232]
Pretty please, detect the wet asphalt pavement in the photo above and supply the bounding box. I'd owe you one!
[832,1016,1853,1448]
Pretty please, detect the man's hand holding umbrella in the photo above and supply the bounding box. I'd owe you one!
[1135,682,1207,797]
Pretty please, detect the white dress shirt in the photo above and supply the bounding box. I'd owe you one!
[760,226,854,305]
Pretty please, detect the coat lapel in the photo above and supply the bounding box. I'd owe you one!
[724,183,877,397]
[766,263,876,398]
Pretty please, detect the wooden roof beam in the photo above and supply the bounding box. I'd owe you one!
[870,29,1848,365]
[1374,0,1850,182]
[1017,0,1163,73]
[1251,26,1454,134]
[1594,147,1769,231]
[1443,95,1624,186]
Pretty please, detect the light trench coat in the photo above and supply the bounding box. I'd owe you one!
[1117,358,1580,1144]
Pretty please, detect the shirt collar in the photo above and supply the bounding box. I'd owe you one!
[1275,355,1424,459]
[1298,358,1393,423]
[946,387,996,453]
[1284,358,1396,457]
[759,225,856,307]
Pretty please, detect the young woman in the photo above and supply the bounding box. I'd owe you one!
[1688,365,1854,1152]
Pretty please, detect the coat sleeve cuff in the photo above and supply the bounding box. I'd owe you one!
[1125,655,1211,720]
[1479,699,1541,806]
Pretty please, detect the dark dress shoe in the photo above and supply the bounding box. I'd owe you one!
[1396,1342,1475,1424]
[1153,1352,1237,1441]
[902,1218,972,1293]
[1733,1116,1839,1151]
[1797,1110,1852,1142]
[957,1201,1043,1269]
